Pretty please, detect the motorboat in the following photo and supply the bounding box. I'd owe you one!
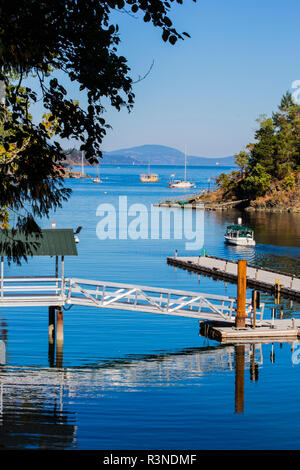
[224,224,256,246]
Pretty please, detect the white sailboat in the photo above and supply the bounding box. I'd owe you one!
[93,161,102,183]
[169,147,195,188]
[81,150,85,178]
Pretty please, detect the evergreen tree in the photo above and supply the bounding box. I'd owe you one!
[248,118,277,175]
[217,92,300,202]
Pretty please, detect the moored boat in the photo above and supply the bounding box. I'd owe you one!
[93,162,102,183]
[140,162,159,182]
[169,180,195,189]
[168,146,195,188]
[224,224,256,246]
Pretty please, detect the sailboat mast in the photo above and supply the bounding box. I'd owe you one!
[184,145,187,182]
[81,150,85,176]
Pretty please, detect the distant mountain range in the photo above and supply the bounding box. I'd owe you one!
[65,144,235,166]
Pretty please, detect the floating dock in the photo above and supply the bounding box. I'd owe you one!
[153,202,204,209]
[153,199,248,211]
[200,318,300,344]
[167,254,300,300]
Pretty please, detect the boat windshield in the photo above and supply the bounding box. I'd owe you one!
[226,227,254,238]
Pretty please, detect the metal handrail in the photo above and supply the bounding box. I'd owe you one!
[66,277,264,321]
[0,277,64,299]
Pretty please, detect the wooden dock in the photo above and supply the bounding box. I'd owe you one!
[153,199,248,211]
[153,202,204,209]
[167,254,300,300]
[200,318,300,344]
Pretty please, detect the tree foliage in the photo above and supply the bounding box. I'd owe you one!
[0,0,194,259]
[218,92,300,201]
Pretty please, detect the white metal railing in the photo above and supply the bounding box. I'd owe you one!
[65,277,264,322]
[0,276,65,299]
[0,275,265,322]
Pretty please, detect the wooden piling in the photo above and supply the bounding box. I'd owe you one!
[56,307,64,343]
[276,280,281,304]
[48,306,55,343]
[252,290,257,329]
[235,260,247,329]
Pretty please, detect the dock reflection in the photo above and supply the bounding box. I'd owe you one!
[46,337,288,417]
[0,337,296,448]
[46,336,290,418]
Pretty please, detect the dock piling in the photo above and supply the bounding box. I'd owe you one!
[48,306,55,342]
[56,307,64,343]
[271,308,275,328]
[252,290,257,329]
[235,260,247,329]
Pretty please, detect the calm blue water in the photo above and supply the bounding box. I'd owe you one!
[0,165,300,450]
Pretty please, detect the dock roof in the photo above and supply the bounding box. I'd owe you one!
[0,229,78,256]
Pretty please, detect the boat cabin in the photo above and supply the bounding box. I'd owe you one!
[224,225,255,246]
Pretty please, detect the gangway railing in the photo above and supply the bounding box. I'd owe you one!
[65,278,265,322]
[0,276,265,322]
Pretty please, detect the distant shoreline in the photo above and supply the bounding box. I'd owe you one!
[66,161,236,168]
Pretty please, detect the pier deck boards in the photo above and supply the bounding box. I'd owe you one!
[167,254,300,300]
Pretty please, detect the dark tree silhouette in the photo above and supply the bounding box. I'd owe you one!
[0,0,193,258]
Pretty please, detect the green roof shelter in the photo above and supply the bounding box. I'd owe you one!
[0,229,78,299]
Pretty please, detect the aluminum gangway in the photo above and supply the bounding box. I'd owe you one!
[65,277,264,322]
[0,276,264,322]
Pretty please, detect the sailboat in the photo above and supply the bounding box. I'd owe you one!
[140,162,159,182]
[80,150,85,178]
[93,161,102,183]
[169,147,195,188]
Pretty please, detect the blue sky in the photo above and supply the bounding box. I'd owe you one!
[31,0,300,157]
